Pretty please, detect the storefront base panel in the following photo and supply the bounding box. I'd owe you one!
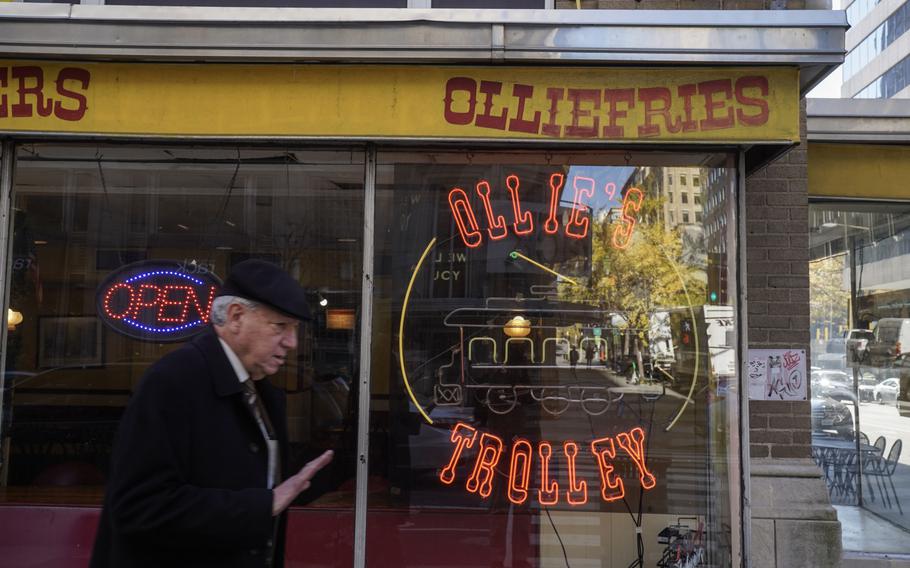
[750,458,842,568]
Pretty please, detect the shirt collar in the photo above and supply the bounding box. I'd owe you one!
[218,337,250,384]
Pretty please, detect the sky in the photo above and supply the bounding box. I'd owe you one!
[807,65,844,99]
[807,0,844,99]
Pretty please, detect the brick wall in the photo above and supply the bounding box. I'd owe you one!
[746,100,812,460]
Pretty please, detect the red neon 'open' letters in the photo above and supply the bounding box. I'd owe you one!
[103,283,215,325]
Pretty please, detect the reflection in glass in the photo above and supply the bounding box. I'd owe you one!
[0,145,364,515]
[809,201,910,550]
[369,152,738,567]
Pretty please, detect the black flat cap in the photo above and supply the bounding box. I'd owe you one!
[219,259,311,321]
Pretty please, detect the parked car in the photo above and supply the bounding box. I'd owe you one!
[814,352,847,371]
[811,394,855,440]
[873,377,901,403]
[845,329,874,364]
[866,318,910,368]
[858,376,878,402]
[811,370,855,402]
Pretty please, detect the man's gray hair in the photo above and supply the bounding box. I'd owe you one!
[210,295,258,326]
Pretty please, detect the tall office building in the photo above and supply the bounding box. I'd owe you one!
[842,0,910,97]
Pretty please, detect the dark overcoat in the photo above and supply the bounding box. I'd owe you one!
[90,328,289,568]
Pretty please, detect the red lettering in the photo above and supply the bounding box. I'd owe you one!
[185,285,216,324]
[591,436,625,502]
[538,441,559,505]
[12,66,52,118]
[448,188,483,249]
[440,422,478,485]
[612,187,644,249]
[637,87,681,137]
[564,442,588,505]
[102,283,134,320]
[0,68,7,118]
[603,89,635,138]
[506,174,533,236]
[466,432,504,498]
[565,175,595,240]
[475,81,508,131]
[541,88,564,138]
[508,84,541,134]
[544,173,565,234]
[443,77,477,126]
[676,84,698,132]
[475,180,508,241]
[617,427,657,490]
[131,284,161,319]
[698,79,734,131]
[564,88,600,138]
[507,438,533,505]
[735,75,770,126]
[158,285,190,323]
[54,67,90,122]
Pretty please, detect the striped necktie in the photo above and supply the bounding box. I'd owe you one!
[241,380,280,490]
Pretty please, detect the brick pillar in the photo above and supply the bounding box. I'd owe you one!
[746,101,841,568]
[746,99,812,460]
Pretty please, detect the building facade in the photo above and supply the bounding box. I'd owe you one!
[0,3,847,568]
[843,0,910,98]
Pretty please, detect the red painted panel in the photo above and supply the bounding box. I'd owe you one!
[0,506,100,568]
[0,506,534,567]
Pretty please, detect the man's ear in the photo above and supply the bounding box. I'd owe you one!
[225,302,246,331]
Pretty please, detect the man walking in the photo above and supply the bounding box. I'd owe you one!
[91,259,333,568]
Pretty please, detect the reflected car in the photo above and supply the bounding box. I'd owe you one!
[858,376,878,403]
[811,395,855,440]
[845,329,874,364]
[811,370,855,402]
[873,378,900,404]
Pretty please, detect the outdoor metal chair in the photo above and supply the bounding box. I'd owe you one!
[866,439,903,515]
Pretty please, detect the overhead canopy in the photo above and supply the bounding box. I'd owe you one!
[0,5,846,171]
[808,99,910,200]
[0,5,847,94]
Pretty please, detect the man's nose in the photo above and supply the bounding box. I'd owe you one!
[280,329,298,350]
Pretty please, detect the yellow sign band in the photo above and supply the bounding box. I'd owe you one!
[0,61,799,142]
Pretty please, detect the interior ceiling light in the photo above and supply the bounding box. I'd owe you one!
[7,308,23,331]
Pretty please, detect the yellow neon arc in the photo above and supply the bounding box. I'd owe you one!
[509,251,580,286]
[399,237,437,425]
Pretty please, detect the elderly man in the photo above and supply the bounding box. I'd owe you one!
[91,259,333,568]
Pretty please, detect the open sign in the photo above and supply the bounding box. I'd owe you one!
[96,260,222,342]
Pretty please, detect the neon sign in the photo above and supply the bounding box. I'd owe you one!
[96,260,221,342]
[441,422,656,506]
[447,174,643,248]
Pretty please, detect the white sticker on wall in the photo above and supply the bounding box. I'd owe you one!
[747,348,807,401]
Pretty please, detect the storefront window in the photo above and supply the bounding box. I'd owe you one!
[367,150,739,567]
[0,144,364,514]
[810,201,910,547]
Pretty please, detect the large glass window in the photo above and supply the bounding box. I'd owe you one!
[810,201,910,552]
[367,150,739,567]
[0,145,364,524]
